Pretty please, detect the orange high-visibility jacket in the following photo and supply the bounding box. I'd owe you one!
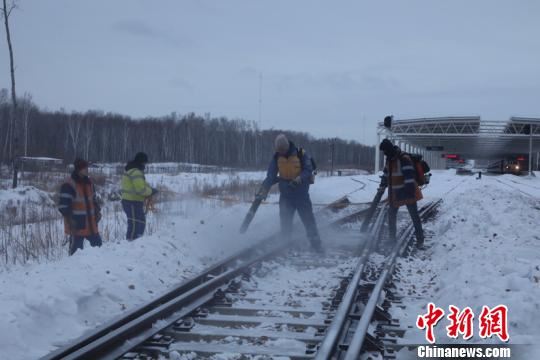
[58,174,100,236]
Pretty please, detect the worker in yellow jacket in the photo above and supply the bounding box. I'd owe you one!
[121,152,157,240]
[257,134,322,252]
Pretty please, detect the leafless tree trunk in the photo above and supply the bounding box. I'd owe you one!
[0,103,376,169]
[122,120,129,160]
[21,92,31,157]
[2,0,18,187]
[67,115,81,160]
[1,97,11,161]
[0,88,8,162]
[82,116,94,160]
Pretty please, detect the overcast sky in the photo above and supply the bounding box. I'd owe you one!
[1,0,539,144]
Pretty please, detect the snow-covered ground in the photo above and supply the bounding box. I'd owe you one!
[393,173,540,358]
[0,169,538,359]
[0,186,56,223]
[146,170,265,195]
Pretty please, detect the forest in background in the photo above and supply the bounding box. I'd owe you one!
[0,90,374,170]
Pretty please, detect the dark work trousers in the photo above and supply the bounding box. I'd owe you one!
[69,234,102,255]
[388,203,424,242]
[122,200,146,240]
[279,192,321,247]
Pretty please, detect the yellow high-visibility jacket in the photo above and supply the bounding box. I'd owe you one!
[121,168,152,202]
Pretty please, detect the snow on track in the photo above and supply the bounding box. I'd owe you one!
[0,170,477,360]
[164,249,359,359]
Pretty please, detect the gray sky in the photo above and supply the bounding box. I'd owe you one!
[1,0,539,144]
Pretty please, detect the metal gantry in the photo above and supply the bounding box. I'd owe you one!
[375,116,540,175]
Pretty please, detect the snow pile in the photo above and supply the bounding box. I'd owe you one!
[0,185,56,223]
[0,196,275,360]
[392,176,540,356]
[0,235,204,359]
[0,185,55,209]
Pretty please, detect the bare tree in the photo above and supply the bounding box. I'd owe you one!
[66,115,82,160]
[122,119,129,160]
[0,87,9,161]
[82,115,94,160]
[2,0,19,187]
[0,101,376,169]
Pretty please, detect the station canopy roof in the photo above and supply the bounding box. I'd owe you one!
[379,116,540,159]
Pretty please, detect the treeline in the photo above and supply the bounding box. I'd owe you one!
[0,93,374,170]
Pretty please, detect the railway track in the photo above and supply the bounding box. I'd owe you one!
[493,178,538,199]
[42,196,441,360]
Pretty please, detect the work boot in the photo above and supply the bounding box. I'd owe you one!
[310,235,323,253]
[416,235,425,249]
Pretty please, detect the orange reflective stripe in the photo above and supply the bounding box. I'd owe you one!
[63,177,98,236]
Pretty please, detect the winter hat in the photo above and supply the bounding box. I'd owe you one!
[383,115,393,128]
[274,134,290,154]
[73,158,89,172]
[379,139,396,157]
[134,152,149,164]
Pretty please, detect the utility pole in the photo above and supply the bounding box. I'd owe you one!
[330,139,335,176]
[375,132,381,173]
[529,123,533,176]
[258,73,262,126]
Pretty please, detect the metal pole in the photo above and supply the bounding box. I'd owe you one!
[529,124,533,176]
[330,140,335,176]
[258,73,262,126]
[375,133,381,173]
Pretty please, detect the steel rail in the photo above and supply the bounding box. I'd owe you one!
[343,200,441,359]
[50,239,289,360]
[42,193,358,360]
[42,193,366,360]
[314,204,388,359]
[40,233,284,360]
[494,178,537,199]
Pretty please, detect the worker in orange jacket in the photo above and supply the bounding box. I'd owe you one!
[379,139,424,248]
[58,158,102,255]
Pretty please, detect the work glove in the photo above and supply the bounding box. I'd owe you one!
[255,186,269,201]
[151,187,159,196]
[288,176,302,189]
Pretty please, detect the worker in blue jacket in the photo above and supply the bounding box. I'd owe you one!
[257,134,322,251]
